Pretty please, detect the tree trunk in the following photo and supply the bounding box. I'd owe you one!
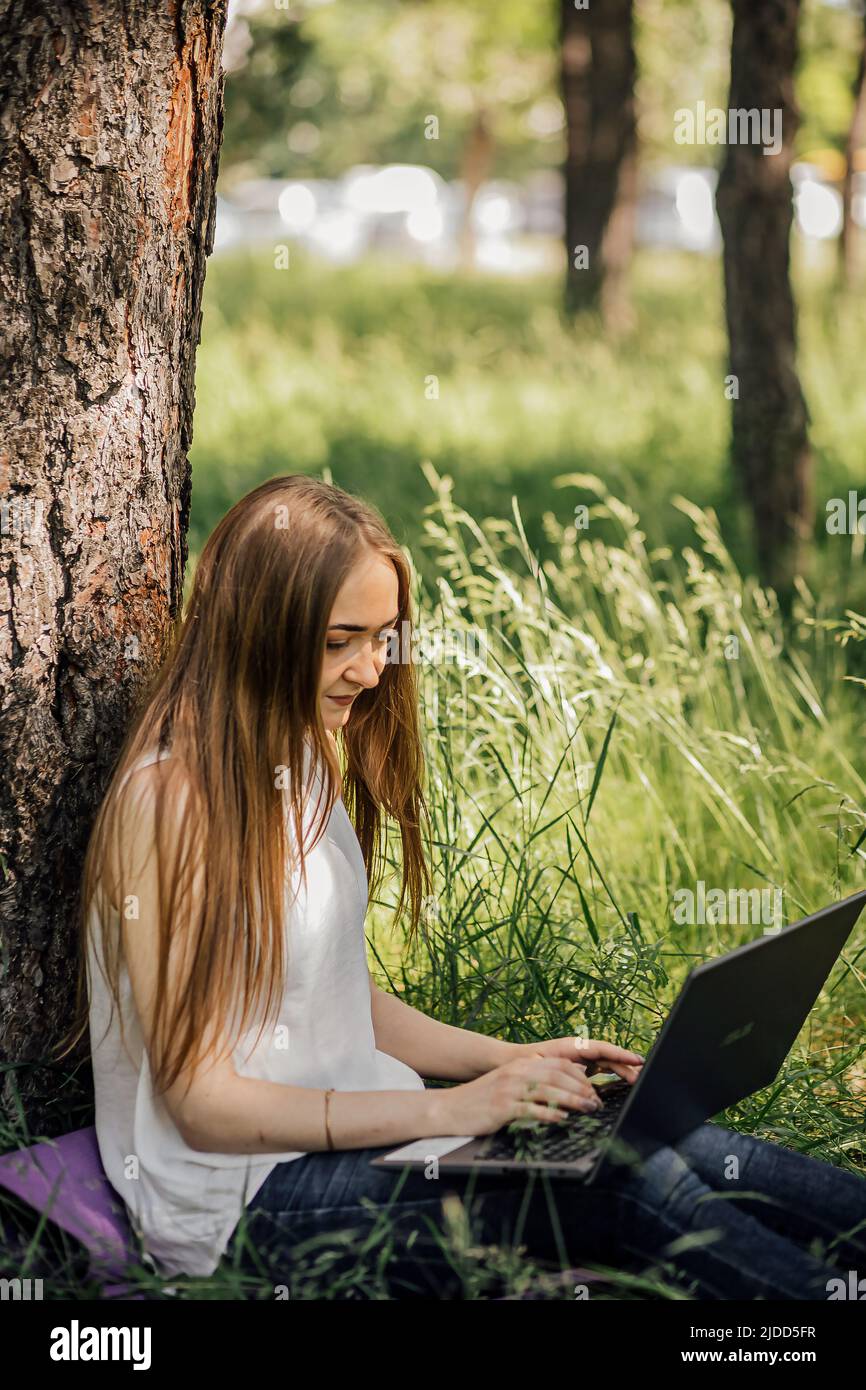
[0,0,227,1130]
[559,0,637,331]
[456,107,495,272]
[840,12,866,286]
[715,0,813,597]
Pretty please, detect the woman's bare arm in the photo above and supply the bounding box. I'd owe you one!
[368,975,519,1081]
[169,1067,447,1156]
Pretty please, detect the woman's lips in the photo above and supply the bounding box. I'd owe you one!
[327,693,356,705]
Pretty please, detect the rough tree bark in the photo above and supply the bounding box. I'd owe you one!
[0,0,227,1129]
[559,0,637,331]
[716,0,813,596]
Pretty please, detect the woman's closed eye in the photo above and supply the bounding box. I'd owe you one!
[326,628,398,652]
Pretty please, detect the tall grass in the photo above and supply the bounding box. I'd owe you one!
[371,468,866,1172]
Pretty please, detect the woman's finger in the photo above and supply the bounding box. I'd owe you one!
[551,1067,602,1100]
[529,1061,599,1100]
[573,1038,644,1064]
[595,1061,643,1083]
[516,1101,570,1124]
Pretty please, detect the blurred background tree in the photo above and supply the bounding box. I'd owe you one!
[840,3,866,284]
[560,0,638,331]
[716,0,813,598]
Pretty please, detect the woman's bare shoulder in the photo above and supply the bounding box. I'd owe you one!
[103,750,202,891]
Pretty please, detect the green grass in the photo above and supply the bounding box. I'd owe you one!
[368,469,866,1075]
[188,243,866,608]
[3,251,866,1300]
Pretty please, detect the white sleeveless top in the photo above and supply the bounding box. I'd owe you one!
[87,741,425,1279]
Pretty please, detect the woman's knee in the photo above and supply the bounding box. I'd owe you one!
[606,1141,717,1223]
[675,1120,757,1173]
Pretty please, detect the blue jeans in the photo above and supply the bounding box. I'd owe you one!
[223,1119,866,1299]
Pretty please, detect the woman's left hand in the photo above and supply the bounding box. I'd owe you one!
[511,1036,645,1084]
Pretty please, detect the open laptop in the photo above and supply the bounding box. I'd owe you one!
[372,888,866,1185]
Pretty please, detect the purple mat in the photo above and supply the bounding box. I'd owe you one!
[0,1126,143,1296]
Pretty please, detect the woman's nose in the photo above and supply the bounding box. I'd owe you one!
[345,643,384,688]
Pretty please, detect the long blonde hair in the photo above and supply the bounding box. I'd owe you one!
[56,476,432,1094]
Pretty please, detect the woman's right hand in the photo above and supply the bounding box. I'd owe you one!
[433,1056,604,1136]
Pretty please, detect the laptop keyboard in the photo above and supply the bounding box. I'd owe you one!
[480,1079,632,1164]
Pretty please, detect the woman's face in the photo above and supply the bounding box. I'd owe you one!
[319,550,400,732]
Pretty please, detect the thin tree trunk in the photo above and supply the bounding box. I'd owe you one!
[715,0,813,596]
[0,0,227,1129]
[840,12,866,286]
[559,0,637,331]
[456,107,495,271]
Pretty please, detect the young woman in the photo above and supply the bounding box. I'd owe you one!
[68,475,866,1298]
